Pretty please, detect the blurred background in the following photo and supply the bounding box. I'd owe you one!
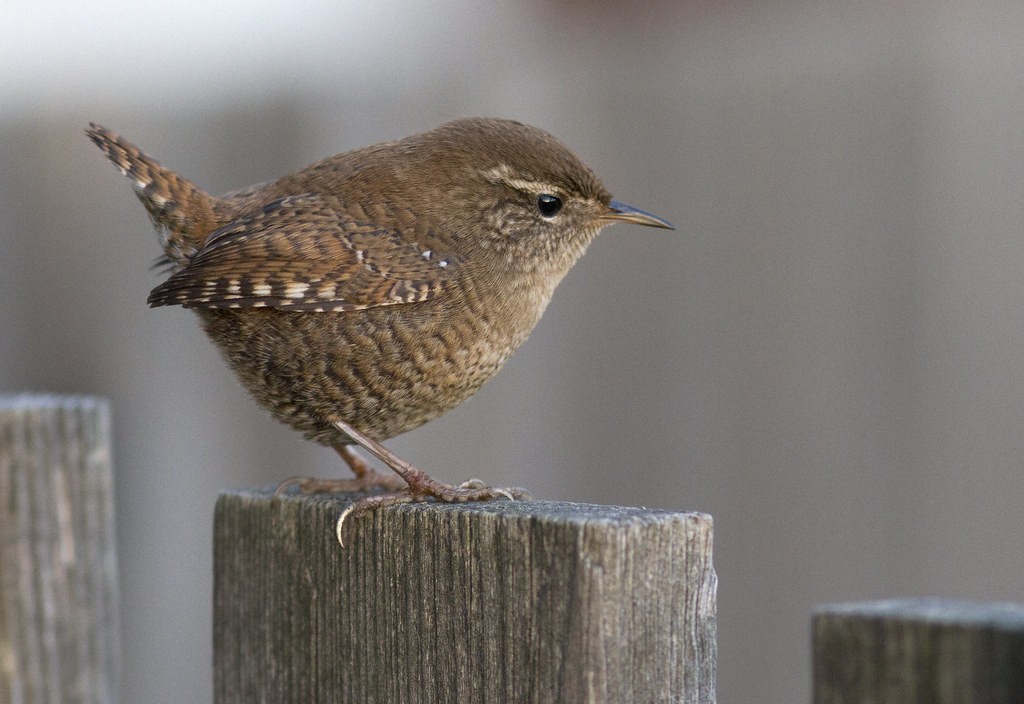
[4,1,1024,701]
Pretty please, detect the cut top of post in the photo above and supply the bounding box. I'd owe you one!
[215,489,717,704]
[815,598,1024,631]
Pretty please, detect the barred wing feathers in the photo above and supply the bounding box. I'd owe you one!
[148,195,456,312]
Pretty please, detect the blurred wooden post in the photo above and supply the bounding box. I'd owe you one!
[214,490,716,703]
[0,395,121,704]
[813,599,1024,703]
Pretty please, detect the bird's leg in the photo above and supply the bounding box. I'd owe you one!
[331,417,531,546]
[272,444,408,498]
[336,444,411,490]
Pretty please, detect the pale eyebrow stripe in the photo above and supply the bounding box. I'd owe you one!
[479,165,565,197]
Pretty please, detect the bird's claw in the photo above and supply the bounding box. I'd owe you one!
[335,479,532,546]
[273,470,407,501]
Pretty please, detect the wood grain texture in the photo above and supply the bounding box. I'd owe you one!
[0,395,121,704]
[214,489,716,703]
[813,598,1024,704]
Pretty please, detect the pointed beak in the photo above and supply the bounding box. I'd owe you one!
[601,200,675,230]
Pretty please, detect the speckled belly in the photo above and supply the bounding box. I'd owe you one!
[197,304,522,446]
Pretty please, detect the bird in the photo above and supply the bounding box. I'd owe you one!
[87,117,673,542]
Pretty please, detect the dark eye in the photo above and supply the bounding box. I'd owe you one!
[536,193,563,218]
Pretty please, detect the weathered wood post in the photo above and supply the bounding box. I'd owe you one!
[813,598,1024,703]
[0,395,121,704]
[214,490,716,703]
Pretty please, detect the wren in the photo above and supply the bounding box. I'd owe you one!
[87,117,672,542]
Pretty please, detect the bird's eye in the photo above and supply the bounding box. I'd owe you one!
[536,194,563,218]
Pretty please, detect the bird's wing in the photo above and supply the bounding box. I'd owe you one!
[147,194,458,311]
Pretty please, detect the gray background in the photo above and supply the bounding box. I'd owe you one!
[4,1,1024,702]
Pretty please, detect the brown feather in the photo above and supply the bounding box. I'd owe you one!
[147,194,457,311]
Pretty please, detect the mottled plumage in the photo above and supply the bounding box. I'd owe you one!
[87,118,672,533]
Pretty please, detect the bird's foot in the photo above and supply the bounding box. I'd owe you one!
[272,470,407,499]
[327,418,532,546]
[272,443,409,499]
[335,476,532,546]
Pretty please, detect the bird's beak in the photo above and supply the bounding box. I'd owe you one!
[602,200,674,230]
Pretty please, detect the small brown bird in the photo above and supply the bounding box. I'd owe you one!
[87,117,672,541]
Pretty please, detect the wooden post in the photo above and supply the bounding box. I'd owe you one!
[214,489,716,703]
[813,598,1024,703]
[0,395,121,704]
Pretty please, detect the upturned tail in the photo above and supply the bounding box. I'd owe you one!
[87,123,221,266]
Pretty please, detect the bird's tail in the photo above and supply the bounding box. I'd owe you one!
[87,123,220,266]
